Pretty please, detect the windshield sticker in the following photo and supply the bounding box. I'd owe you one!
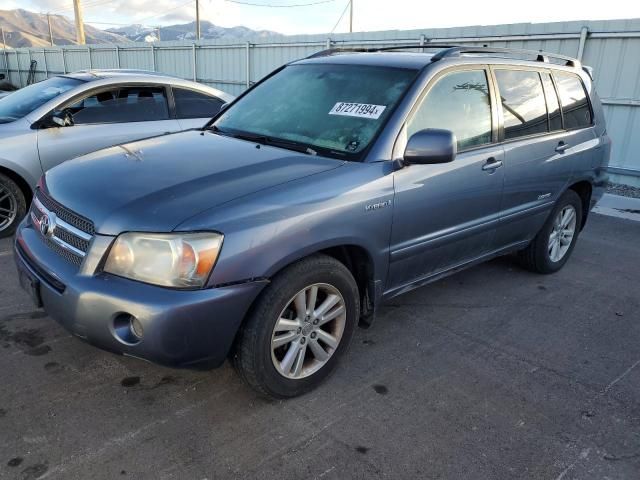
[329,102,386,120]
[345,140,360,152]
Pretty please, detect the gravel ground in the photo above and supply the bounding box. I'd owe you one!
[607,182,640,199]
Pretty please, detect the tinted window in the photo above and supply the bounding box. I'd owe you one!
[214,64,417,159]
[0,76,82,123]
[495,70,548,139]
[174,88,225,119]
[554,72,592,129]
[541,73,562,131]
[408,70,492,150]
[67,86,169,124]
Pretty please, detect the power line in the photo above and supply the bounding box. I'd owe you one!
[330,0,350,33]
[49,0,115,15]
[224,0,335,6]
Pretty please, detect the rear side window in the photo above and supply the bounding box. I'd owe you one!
[494,70,548,140]
[408,69,492,150]
[173,88,225,119]
[554,72,592,129]
[541,73,562,131]
[68,86,169,124]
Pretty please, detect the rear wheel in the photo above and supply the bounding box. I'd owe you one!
[232,254,359,398]
[518,189,583,274]
[0,173,26,238]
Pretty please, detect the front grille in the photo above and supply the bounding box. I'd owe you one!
[54,227,90,253]
[30,189,95,266]
[35,190,95,236]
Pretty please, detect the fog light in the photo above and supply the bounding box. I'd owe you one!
[113,313,143,345]
[130,316,144,339]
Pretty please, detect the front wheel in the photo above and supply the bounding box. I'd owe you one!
[0,173,27,239]
[518,189,583,274]
[232,254,360,398]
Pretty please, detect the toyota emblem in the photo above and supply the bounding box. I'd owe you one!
[39,213,55,237]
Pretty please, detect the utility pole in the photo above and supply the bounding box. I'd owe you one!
[47,13,54,46]
[1,27,8,79]
[349,0,353,33]
[195,0,201,40]
[73,0,86,45]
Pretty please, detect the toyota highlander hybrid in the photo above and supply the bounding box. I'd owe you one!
[14,46,610,398]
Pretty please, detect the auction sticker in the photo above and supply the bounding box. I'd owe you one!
[329,102,386,119]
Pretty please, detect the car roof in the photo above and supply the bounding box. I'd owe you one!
[293,52,435,70]
[292,47,587,77]
[65,69,181,81]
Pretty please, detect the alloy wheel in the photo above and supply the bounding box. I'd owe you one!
[0,183,18,233]
[271,283,347,379]
[548,205,577,262]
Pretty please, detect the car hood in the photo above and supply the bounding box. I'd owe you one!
[43,130,344,235]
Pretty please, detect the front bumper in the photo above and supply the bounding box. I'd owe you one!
[14,219,266,368]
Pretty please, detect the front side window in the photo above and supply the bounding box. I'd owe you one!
[495,70,548,140]
[66,86,169,124]
[408,69,492,150]
[214,64,418,159]
[0,76,83,124]
[554,72,592,129]
[173,88,225,119]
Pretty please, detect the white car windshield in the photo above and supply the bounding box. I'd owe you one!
[0,76,83,124]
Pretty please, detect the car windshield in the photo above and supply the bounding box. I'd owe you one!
[213,63,418,159]
[0,76,83,124]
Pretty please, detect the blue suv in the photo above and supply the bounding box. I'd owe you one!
[15,46,610,398]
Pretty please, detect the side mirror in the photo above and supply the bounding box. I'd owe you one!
[0,73,5,80]
[403,128,457,165]
[39,109,74,129]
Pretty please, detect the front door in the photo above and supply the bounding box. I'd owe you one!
[37,85,181,172]
[388,67,504,292]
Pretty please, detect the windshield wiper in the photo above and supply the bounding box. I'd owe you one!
[263,137,317,156]
[210,126,317,155]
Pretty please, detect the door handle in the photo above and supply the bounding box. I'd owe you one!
[555,141,570,153]
[482,157,503,171]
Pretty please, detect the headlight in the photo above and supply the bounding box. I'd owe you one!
[104,232,223,288]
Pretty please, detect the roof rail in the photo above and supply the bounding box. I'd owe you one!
[430,46,581,67]
[305,47,371,58]
[306,44,581,68]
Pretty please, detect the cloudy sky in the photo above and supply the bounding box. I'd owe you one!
[6,0,640,34]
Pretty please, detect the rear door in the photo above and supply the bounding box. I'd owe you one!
[37,85,181,172]
[172,87,226,130]
[491,67,587,247]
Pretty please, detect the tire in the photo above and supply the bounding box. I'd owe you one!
[0,173,27,239]
[518,189,583,274]
[232,254,360,398]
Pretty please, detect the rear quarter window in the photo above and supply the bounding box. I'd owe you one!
[173,88,225,119]
[553,72,592,129]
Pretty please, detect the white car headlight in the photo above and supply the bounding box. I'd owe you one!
[104,232,223,288]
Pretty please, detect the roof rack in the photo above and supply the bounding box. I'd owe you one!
[429,46,580,67]
[306,44,581,68]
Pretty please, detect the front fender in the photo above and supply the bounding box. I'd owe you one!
[177,161,396,289]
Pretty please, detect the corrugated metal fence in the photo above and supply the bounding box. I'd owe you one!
[1,19,639,186]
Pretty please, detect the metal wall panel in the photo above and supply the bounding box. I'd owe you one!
[1,19,639,185]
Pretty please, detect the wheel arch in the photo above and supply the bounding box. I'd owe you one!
[261,241,382,327]
[0,165,34,206]
[567,180,593,230]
